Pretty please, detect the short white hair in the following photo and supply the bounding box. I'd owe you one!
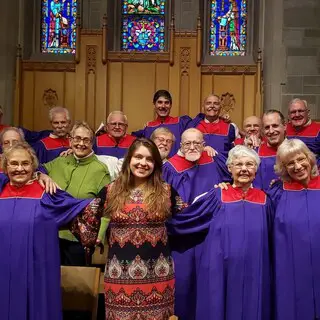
[288,98,308,110]
[49,106,70,121]
[107,111,128,124]
[226,145,261,168]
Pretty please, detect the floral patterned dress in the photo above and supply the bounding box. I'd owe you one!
[104,185,176,320]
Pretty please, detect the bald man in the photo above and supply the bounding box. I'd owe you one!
[187,94,236,156]
[234,115,262,148]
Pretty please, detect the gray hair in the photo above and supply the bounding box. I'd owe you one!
[226,145,261,168]
[70,121,94,141]
[288,98,308,110]
[0,127,25,145]
[150,127,176,142]
[274,139,318,181]
[107,111,128,125]
[49,106,71,121]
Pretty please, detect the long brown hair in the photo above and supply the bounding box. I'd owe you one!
[105,138,170,218]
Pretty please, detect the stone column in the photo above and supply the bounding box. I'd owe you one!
[175,0,199,31]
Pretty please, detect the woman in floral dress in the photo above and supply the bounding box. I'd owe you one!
[103,138,178,320]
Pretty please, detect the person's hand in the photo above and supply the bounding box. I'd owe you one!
[269,179,278,187]
[95,239,101,245]
[38,173,59,194]
[244,135,261,149]
[220,114,231,123]
[214,182,230,190]
[204,146,218,157]
[60,149,73,157]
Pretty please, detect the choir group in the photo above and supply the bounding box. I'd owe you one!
[0,90,320,320]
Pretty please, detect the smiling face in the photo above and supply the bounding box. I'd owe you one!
[203,95,221,121]
[70,127,93,158]
[106,113,128,140]
[6,149,34,187]
[154,96,172,118]
[153,132,174,160]
[129,145,155,182]
[228,156,257,188]
[288,100,309,128]
[284,152,311,185]
[51,112,71,138]
[263,113,286,148]
[181,130,204,162]
[243,116,262,137]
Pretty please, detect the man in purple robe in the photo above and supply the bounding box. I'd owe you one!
[132,90,191,157]
[168,145,272,320]
[33,106,71,164]
[286,98,320,165]
[95,111,136,159]
[187,94,236,156]
[254,110,286,191]
[163,128,231,319]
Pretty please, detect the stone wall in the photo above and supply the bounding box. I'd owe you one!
[281,0,320,119]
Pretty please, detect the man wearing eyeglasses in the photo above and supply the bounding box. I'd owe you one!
[162,128,231,320]
[95,111,136,159]
[40,121,111,266]
[187,94,236,156]
[150,127,175,162]
[286,98,320,165]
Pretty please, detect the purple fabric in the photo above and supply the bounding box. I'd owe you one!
[132,115,191,157]
[253,156,278,191]
[0,187,91,320]
[33,141,69,164]
[168,187,272,320]
[268,180,320,320]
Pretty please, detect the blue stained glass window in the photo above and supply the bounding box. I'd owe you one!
[121,1,166,52]
[210,0,247,56]
[41,0,78,54]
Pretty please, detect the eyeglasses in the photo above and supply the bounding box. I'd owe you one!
[7,161,32,169]
[289,109,308,116]
[154,137,173,145]
[285,156,308,169]
[71,136,92,145]
[3,140,19,147]
[107,122,127,129]
[232,162,256,170]
[181,141,204,149]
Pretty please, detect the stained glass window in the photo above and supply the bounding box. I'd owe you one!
[210,0,247,56]
[41,0,78,54]
[121,1,166,52]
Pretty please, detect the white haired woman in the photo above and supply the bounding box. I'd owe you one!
[268,139,320,320]
[167,145,273,320]
[0,142,100,320]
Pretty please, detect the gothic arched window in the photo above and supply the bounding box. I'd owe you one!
[121,0,166,52]
[41,0,78,54]
[209,0,247,56]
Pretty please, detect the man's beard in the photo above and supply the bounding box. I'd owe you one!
[185,152,201,162]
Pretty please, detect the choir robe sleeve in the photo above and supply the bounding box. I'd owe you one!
[266,179,284,209]
[132,127,147,138]
[179,115,192,131]
[186,113,205,129]
[167,188,221,235]
[213,152,232,183]
[41,189,92,228]
[20,127,51,145]
[0,173,9,192]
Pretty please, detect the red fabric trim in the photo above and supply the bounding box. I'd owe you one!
[283,176,320,191]
[286,121,320,137]
[96,134,136,148]
[0,180,45,199]
[147,116,180,127]
[221,186,267,204]
[234,137,245,145]
[168,152,213,172]
[196,119,230,136]
[40,136,70,150]
[258,141,277,157]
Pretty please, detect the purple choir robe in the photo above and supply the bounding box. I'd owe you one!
[0,180,92,320]
[33,136,70,164]
[253,142,278,191]
[20,128,52,146]
[163,152,231,319]
[94,133,136,159]
[187,114,236,156]
[167,186,272,320]
[287,121,320,165]
[132,115,192,157]
[268,176,320,320]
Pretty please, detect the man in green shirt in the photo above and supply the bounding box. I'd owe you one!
[42,121,110,266]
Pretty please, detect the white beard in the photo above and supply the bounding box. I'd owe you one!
[185,153,201,162]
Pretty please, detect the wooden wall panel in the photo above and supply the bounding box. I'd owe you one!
[21,71,35,129]
[108,62,123,113]
[243,75,256,120]
[64,72,76,122]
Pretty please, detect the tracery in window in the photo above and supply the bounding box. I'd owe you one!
[121,1,166,52]
[210,0,247,56]
[41,0,78,54]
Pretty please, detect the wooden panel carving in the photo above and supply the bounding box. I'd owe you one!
[86,46,97,74]
[42,89,58,108]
